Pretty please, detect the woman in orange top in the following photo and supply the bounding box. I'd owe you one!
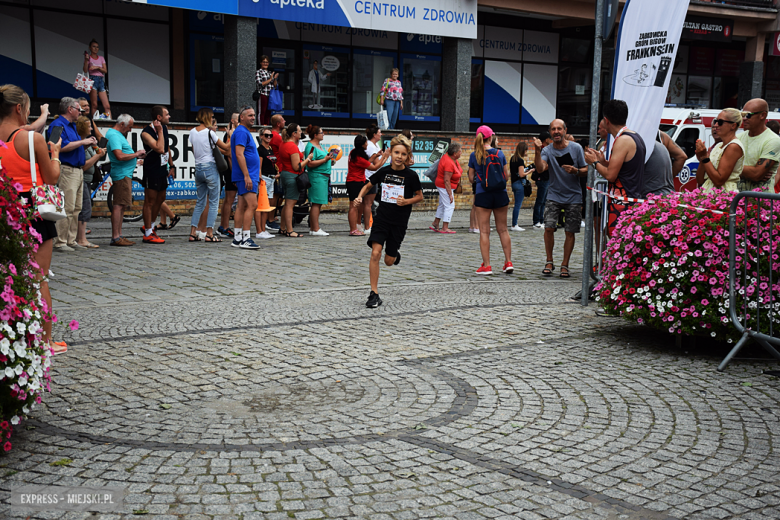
[429,143,463,234]
[0,84,64,353]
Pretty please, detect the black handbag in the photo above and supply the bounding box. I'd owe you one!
[252,90,260,101]
[209,131,229,173]
[295,171,311,191]
[523,179,532,197]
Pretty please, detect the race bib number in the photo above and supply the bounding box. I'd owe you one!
[160,152,169,166]
[381,184,404,204]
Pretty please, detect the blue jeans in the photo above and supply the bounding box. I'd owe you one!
[511,180,526,227]
[385,99,401,129]
[191,162,220,229]
[532,180,549,225]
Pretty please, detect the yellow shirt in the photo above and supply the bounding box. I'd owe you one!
[737,128,780,191]
[703,140,744,193]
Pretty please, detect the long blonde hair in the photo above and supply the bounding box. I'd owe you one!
[0,84,30,121]
[474,133,488,166]
[196,107,214,128]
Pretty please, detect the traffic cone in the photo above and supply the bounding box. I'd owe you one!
[256,179,276,212]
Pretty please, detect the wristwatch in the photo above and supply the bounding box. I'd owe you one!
[700,157,710,164]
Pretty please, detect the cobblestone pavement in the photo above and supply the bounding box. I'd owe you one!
[1,210,779,519]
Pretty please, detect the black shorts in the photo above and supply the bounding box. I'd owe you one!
[367,218,407,258]
[346,181,365,201]
[474,190,509,209]
[143,169,169,192]
[221,169,237,193]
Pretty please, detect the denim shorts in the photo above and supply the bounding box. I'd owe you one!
[90,75,106,93]
[262,175,274,198]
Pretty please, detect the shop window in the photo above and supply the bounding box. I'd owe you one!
[352,50,395,118]
[107,18,170,104]
[560,38,590,63]
[190,34,224,112]
[303,45,349,117]
[263,47,296,114]
[470,60,483,122]
[401,54,441,121]
[686,75,711,108]
[556,65,591,131]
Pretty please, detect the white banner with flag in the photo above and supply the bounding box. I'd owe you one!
[611,0,690,162]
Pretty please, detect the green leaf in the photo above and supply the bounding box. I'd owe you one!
[133,510,149,515]
[413,424,427,430]
[741,382,753,387]
[160,404,172,410]
[511,423,523,428]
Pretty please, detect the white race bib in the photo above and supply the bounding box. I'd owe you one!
[160,152,169,166]
[381,184,404,204]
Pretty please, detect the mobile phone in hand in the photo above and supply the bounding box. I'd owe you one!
[98,137,108,148]
[47,126,63,144]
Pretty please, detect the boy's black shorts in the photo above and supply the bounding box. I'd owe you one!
[366,218,407,258]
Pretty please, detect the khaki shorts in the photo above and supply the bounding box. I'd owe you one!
[111,177,133,207]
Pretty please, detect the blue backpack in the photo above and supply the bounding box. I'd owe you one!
[477,149,506,192]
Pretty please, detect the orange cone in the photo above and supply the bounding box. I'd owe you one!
[256,179,276,212]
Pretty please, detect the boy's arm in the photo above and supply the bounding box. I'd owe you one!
[398,189,423,206]
[352,181,374,206]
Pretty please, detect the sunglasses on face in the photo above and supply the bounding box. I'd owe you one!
[262,133,272,138]
[712,119,736,126]
[742,111,764,119]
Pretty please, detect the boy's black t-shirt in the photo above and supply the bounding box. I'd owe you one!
[369,165,422,225]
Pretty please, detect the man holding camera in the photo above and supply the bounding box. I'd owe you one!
[48,97,96,252]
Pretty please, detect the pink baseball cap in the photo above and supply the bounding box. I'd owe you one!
[476,125,494,139]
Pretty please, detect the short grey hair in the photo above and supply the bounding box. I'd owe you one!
[59,97,77,114]
[76,97,88,103]
[447,143,462,156]
[116,114,134,127]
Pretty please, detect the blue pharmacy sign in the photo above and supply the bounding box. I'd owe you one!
[129,0,477,38]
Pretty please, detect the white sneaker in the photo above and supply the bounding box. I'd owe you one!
[510,225,525,232]
[469,228,480,234]
[534,223,543,229]
[256,231,275,239]
[364,228,371,234]
[309,229,329,236]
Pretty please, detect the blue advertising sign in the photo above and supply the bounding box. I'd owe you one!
[132,0,477,38]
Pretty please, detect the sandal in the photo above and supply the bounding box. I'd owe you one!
[283,231,303,238]
[189,234,201,242]
[204,234,221,242]
[559,265,571,278]
[168,215,181,230]
[157,223,169,230]
[350,230,365,236]
[542,262,555,276]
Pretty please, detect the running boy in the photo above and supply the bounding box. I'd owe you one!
[353,135,423,308]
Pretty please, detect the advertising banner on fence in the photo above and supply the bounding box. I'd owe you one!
[92,129,447,200]
[130,0,478,39]
[611,0,689,162]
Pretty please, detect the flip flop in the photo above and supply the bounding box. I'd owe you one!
[429,226,439,232]
[82,242,99,249]
[441,230,456,234]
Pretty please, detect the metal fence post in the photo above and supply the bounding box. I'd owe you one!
[582,0,605,306]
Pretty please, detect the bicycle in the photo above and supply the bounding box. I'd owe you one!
[89,162,144,223]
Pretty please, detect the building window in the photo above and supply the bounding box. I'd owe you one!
[263,47,296,114]
[470,60,483,123]
[352,50,395,118]
[190,34,224,112]
[401,54,441,121]
[303,45,349,117]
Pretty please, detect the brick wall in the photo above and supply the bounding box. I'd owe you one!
[91,124,541,217]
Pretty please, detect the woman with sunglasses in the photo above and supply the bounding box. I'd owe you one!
[695,108,744,193]
[255,128,279,240]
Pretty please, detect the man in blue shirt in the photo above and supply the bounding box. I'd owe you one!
[48,97,96,252]
[229,105,261,250]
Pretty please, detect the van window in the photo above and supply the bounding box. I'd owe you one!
[675,128,699,159]
[659,124,676,138]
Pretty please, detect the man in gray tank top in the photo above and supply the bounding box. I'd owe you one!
[644,133,675,196]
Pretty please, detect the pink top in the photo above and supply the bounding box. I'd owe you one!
[382,79,403,101]
[89,55,105,77]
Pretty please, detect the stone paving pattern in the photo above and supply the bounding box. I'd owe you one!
[1,210,779,519]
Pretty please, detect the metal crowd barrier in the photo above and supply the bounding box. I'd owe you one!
[719,191,780,371]
[590,179,609,285]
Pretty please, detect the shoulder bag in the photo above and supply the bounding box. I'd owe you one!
[268,88,284,111]
[28,131,66,221]
[208,131,229,173]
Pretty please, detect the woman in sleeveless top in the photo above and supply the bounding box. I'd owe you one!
[695,108,745,193]
[0,84,65,354]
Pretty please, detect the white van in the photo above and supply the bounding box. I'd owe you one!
[659,107,780,191]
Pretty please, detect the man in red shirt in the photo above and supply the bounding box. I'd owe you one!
[270,114,285,156]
